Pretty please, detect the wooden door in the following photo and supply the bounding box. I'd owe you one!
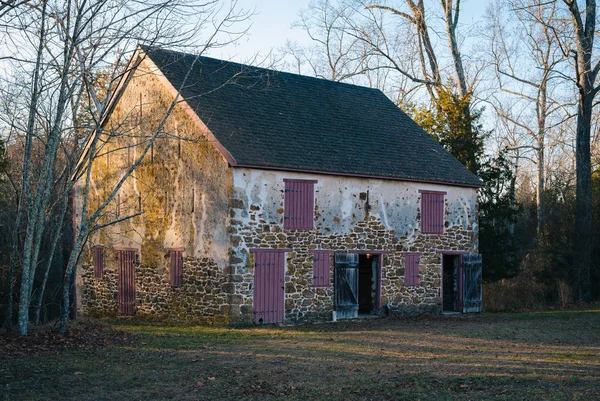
[118,250,137,316]
[462,254,482,313]
[253,251,285,324]
[335,253,359,319]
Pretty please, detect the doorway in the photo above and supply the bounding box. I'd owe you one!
[358,254,378,315]
[442,254,461,312]
[335,253,380,319]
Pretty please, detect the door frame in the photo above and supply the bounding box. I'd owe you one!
[437,250,468,313]
[337,250,389,314]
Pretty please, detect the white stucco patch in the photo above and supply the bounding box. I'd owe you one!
[232,168,478,246]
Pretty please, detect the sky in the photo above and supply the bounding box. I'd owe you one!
[211,0,491,63]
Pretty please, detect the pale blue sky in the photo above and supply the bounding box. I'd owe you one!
[212,0,491,63]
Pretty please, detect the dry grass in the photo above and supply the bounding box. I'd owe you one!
[2,309,600,400]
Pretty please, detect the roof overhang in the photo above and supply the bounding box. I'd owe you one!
[232,163,483,188]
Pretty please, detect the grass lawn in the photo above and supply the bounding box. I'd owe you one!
[2,310,600,400]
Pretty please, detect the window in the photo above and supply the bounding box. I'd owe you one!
[93,245,104,279]
[404,252,421,286]
[283,179,317,229]
[169,248,184,287]
[419,190,446,234]
[310,250,332,287]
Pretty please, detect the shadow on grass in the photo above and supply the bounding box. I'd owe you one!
[2,310,599,400]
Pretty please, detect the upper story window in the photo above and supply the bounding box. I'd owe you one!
[419,190,446,234]
[283,179,317,230]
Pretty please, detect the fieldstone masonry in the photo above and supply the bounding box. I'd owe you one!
[227,182,478,324]
[80,171,477,324]
[80,183,477,324]
[80,253,228,323]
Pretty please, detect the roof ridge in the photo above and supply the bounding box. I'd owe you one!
[141,45,383,93]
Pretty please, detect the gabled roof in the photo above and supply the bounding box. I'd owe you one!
[143,46,482,187]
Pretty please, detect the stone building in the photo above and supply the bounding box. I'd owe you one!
[75,46,483,324]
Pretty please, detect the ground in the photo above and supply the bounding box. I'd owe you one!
[2,310,599,400]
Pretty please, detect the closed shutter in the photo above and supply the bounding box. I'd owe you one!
[117,249,137,316]
[283,179,317,230]
[93,246,104,279]
[169,248,184,287]
[404,252,421,286]
[420,190,445,234]
[311,250,332,287]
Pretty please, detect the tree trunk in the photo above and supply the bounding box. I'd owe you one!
[563,0,595,301]
[574,92,593,300]
[442,0,467,97]
[536,81,547,233]
[536,136,545,232]
[34,190,69,325]
[60,227,86,334]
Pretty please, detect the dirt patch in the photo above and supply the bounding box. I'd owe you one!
[0,319,136,357]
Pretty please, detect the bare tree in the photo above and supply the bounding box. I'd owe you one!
[0,0,252,335]
[559,0,598,300]
[486,0,571,232]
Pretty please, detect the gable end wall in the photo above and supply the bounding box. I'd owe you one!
[76,59,233,323]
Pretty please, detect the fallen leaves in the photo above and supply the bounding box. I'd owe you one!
[0,320,136,357]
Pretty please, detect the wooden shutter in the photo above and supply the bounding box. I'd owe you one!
[117,249,137,316]
[462,254,482,313]
[404,252,421,286]
[253,250,286,324]
[310,250,332,287]
[93,246,104,279]
[283,179,317,230]
[334,253,359,319]
[420,190,445,234]
[169,248,184,287]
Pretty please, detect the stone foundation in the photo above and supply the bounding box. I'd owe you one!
[79,251,229,323]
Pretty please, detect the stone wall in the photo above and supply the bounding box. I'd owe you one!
[229,168,479,324]
[76,55,232,322]
[79,249,229,323]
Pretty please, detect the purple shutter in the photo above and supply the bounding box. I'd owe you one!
[169,248,184,287]
[253,250,285,323]
[118,249,137,316]
[311,250,332,287]
[420,191,445,234]
[404,252,421,286]
[93,246,104,279]
[284,179,317,230]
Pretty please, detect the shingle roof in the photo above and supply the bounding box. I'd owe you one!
[143,47,482,187]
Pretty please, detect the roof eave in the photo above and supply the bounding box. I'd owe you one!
[232,164,483,188]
